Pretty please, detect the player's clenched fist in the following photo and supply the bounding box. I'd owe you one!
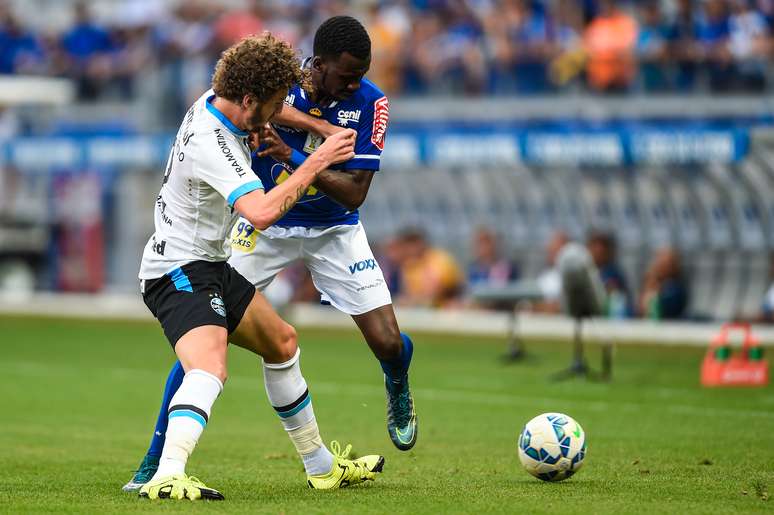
[316,128,356,165]
[256,124,292,162]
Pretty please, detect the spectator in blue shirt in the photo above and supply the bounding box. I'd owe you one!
[61,2,113,62]
[587,231,630,318]
[60,2,115,99]
[667,0,701,91]
[486,0,553,94]
[0,6,45,74]
[467,227,519,288]
[506,1,552,93]
[728,0,770,91]
[696,0,733,91]
[638,248,689,320]
[756,0,774,29]
[636,0,670,91]
[405,5,486,94]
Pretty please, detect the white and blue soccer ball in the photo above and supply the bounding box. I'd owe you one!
[517,412,587,482]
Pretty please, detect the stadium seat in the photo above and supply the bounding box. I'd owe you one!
[738,252,770,320]
[710,252,746,321]
[686,251,720,320]
[365,153,774,323]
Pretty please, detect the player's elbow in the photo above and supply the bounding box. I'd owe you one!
[244,212,273,231]
[235,196,275,231]
[238,206,273,231]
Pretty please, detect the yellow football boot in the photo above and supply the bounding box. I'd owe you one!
[307,441,385,489]
[138,474,224,500]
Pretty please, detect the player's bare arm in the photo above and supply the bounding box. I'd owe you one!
[274,104,344,138]
[312,168,374,211]
[235,128,356,229]
[257,124,374,210]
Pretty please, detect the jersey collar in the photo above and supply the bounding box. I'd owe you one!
[205,94,249,137]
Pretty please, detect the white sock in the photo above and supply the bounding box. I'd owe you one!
[153,369,223,479]
[263,349,334,476]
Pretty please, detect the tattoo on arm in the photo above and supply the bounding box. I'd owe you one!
[278,185,307,217]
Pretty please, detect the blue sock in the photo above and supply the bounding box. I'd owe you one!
[380,333,414,387]
[146,360,185,457]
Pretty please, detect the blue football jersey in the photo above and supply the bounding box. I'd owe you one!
[252,77,389,228]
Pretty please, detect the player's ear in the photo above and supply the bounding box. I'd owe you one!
[311,56,325,72]
[242,95,256,110]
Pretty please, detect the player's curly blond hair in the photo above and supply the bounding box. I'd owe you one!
[212,33,310,104]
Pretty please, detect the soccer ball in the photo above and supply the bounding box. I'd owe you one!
[517,412,587,482]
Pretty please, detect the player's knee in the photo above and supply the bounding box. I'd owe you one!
[189,359,228,384]
[270,323,298,363]
[369,327,402,361]
[210,366,228,385]
[176,328,229,383]
[281,324,299,360]
[200,352,228,384]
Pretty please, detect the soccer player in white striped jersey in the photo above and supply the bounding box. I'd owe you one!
[125,17,416,493]
[134,34,384,501]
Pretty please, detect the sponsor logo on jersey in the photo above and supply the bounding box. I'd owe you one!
[151,237,166,256]
[348,259,378,274]
[371,96,389,150]
[309,107,322,117]
[337,109,361,126]
[285,93,296,105]
[210,295,226,317]
[230,220,259,252]
[157,197,172,226]
[214,128,246,177]
[356,278,385,292]
[271,162,321,201]
[303,132,323,154]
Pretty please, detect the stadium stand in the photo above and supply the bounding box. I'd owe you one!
[3,0,774,325]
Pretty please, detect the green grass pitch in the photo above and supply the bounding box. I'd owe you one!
[0,315,772,514]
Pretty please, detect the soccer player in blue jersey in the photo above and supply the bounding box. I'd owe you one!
[124,16,417,491]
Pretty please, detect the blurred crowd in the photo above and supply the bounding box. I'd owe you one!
[274,226,696,321]
[360,227,774,324]
[2,0,774,104]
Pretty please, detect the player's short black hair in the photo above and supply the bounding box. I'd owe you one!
[313,16,371,61]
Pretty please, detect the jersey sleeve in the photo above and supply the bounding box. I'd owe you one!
[340,95,389,172]
[196,129,263,206]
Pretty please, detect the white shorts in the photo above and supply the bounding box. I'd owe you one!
[227,220,392,315]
